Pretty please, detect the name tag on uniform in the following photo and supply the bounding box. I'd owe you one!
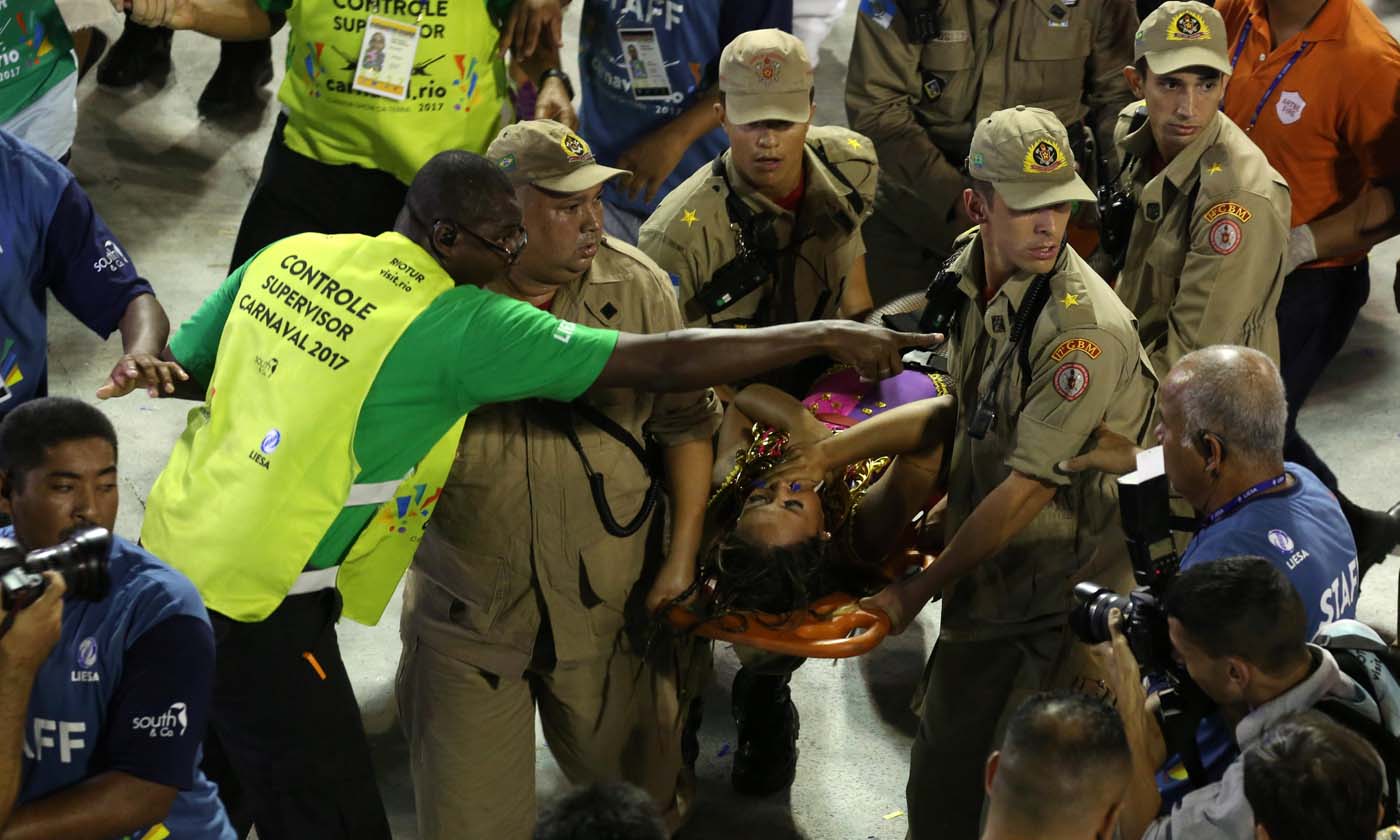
[932,30,971,43]
[353,15,420,101]
[618,28,673,101]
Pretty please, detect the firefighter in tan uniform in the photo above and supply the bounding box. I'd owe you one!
[639,29,878,340]
[395,120,723,840]
[1107,1,1291,379]
[858,106,1159,840]
[846,0,1139,304]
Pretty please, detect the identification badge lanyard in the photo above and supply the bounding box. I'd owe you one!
[1202,473,1287,526]
[617,27,673,101]
[1229,20,1310,133]
[353,11,424,101]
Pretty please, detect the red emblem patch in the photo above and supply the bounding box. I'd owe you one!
[1053,362,1090,401]
[1209,218,1242,255]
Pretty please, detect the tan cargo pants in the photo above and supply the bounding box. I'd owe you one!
[396,576,688,840]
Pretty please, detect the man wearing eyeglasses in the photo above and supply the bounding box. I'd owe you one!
[395,120,720,839]
[108,149,935,840]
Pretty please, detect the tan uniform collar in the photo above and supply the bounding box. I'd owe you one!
[721,142,862,232]
[954,229,1069,313]
[511,241,627,324]
[1125,110,1226,213]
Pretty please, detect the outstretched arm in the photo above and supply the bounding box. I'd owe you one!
[96,295,190,400]
[593,321,939,393]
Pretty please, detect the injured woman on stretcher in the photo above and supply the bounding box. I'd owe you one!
[662,366,956,657]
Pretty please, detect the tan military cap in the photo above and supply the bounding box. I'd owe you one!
[1135,1,1232,76]
[967,106,1095,211]
[718,29,814,125]
[486,119,629,193]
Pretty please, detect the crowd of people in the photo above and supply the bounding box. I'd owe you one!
[2,0,1400,838]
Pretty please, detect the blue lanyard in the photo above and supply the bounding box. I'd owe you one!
[1203,473,1288,526]
[1229,20,1310,133]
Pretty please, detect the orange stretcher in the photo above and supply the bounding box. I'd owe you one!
[665,547,934,659]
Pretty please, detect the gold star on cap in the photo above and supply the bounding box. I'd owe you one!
[846,137,862,150]
[1061,292,1080,308]
[681,209,698,227]
[1207,162,1223,174]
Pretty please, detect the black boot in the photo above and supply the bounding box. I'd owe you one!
[197,38,274,118]
[96,19,172,88]
[731,668,799,796]
[1341,496,1400,578]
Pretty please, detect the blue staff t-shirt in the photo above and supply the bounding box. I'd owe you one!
[1181,462,1359,631]
[577,0,793,219]
[9,528,235,839]
[1155,462,1359,806]
[0,129,153,417]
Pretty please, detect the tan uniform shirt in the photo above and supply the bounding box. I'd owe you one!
[1114,106,1291,378]
[939,230,1158,640]
[638,125,878,328]
[408,239,722,676]
[846,0,1137,246]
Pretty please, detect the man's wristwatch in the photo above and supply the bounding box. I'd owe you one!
[539,68,574,99]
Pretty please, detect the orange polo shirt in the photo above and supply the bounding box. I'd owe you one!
[1218,0,1400,267]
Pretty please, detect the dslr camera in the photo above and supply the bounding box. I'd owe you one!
[1070,462,1179,671]
[0,526,111,611]
[1070,456,1217,785]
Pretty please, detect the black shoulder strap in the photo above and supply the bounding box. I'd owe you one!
[1015,274,1055,391]
[532,400,661,539]
[712,155,760,242]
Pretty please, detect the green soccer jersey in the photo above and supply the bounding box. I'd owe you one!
[0,1,76,123]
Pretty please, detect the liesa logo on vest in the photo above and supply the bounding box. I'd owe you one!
[249,428,281,469]
[70,636,100,683]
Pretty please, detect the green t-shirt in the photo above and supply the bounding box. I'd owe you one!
[171,254,619,569]
[0,2,76,123]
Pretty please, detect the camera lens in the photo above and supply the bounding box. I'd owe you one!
[1069,582,1130,645]
[22,526,111,602]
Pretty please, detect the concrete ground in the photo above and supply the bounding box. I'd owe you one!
[46,3,1400,838]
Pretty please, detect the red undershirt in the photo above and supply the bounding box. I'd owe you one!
[774,176,805,212]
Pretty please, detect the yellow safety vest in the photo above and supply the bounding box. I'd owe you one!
[277,1,506,185]
[142,232,464,625]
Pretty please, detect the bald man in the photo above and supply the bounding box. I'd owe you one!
[981,692,1131,840]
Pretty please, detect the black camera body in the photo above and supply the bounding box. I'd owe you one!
[1071,464,1179,665]
[692,246,772,319]
[0,526,112,611]
[1071,458,1218,786]
[1096,184,1137,273]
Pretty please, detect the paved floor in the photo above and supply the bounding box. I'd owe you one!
[44,4,1400,838]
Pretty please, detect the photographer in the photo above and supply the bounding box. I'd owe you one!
[1062,346,1359,635]
[1101,556,1386,840]
[1065,346,1359,807]
[981,692,1131,840]
[0,398,233,839]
